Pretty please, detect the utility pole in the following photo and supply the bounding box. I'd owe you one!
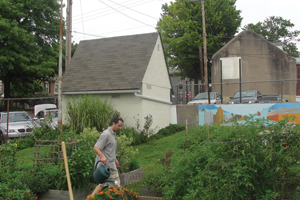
[65,0,72,70]
[199,46,203,92]
[190,0,208,97]
[58,0,63,131]
[201,0,208,94]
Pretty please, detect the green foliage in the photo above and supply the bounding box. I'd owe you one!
[0,0,62,98]
[66,95,116,133]
[56,146,95,191]
[77,127,100,149]
[243,16,300,57]
[142,119,300,199]
[0,180,38,200]
[116,135,139,173]
[12,125,74,150]
[153,124,185,139]
[157,0,242,81]
[0,141,18,181]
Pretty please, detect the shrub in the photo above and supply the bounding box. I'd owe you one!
[152,124,185,139]
[116,135,139,173]
[143,118,300,199]
[66,95,116,133]
[77,127,100,149]
[56,146,95,190]
[0,180,38,200]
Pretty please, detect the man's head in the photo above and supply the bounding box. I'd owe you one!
[110,117,124,132]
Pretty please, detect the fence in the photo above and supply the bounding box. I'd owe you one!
[33,136,77,167]
[172,79,299,105]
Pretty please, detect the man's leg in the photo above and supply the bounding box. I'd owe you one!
[91,185,106,196]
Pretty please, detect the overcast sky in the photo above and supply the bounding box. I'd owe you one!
[70,0,300,50]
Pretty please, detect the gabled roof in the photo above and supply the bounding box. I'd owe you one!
[212,30,288,59]
[63,32,160,93]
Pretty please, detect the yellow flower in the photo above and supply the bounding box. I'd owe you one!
[158,159,160,161]
[14,143,17,148]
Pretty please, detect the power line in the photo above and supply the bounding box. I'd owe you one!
[73,0,154,24]
[106,0,157,20]
[97,0,155,28]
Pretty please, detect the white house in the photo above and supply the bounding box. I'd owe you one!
[62,32,173,131]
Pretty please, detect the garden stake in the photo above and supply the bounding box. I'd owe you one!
[62,142,74,200]
[185,119,188,141]
[207,123,209,139]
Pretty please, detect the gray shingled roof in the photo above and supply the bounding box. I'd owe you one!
[63,32,159,93]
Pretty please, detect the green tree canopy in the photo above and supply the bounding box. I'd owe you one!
[243,16,300,57]
[0,0,62,98]
[157,0,242,85]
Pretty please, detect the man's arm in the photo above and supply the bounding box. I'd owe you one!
[93,146,107,164]
[115,158,119,168]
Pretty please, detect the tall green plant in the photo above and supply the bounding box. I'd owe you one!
[66,95,115,132]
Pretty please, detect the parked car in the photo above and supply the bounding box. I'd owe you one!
[262,95,298,103]
[228,90,263,104]
[0,111,35,139]
[187,92,226,105]
[34,104,58,129]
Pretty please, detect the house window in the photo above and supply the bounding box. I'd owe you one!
[54,83,58,94]
[44,82,50,93]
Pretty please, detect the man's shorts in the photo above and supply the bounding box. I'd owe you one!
[99,169,120,188]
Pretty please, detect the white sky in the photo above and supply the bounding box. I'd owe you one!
[69,0,300,50]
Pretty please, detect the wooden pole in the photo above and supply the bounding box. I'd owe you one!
[61,142,74,200]
[199,46,203,92]
[185,119,188,141]
[58,0,63,131]
[201,0,208,93]
[6,100,9,142]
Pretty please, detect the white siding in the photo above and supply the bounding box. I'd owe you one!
[62,93,143,129]
[142,36,171,102]
[62,35,172,132]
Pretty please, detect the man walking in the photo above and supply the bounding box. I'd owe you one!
[91,116,124,196]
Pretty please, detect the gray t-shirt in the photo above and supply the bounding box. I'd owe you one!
[94,127,117,170]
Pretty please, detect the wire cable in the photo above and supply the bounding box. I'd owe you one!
[97,0,155,28]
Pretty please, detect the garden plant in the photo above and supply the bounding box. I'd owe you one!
[143,116,300,199]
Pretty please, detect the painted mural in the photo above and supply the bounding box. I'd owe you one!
[198,103,300,126]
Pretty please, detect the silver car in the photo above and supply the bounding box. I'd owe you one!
[0,111,35,140]
[187,92,226,105]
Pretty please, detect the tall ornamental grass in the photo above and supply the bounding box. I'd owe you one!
[66,95,116,132]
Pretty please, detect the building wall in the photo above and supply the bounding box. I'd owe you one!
[62,93,171,132]
[142,36,171,102]
[211,31,297,101]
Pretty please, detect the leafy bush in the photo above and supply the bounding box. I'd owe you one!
[77,127,100,149]
[66,95,116,133]
[12,125,73,150]
[153,124,185,139]
[143,118,300,199]
[116,135,139,173]
[0,141,18,181]
[0,180,38,200]
[56,146,95,191]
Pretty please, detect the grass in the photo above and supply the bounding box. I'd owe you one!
[16,146,51,167]
[15,127,199,169]
[133,126,199,169]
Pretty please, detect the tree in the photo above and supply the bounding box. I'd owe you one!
[0,0,62,99]
[243,16,300,57]
[157,0,242,91]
